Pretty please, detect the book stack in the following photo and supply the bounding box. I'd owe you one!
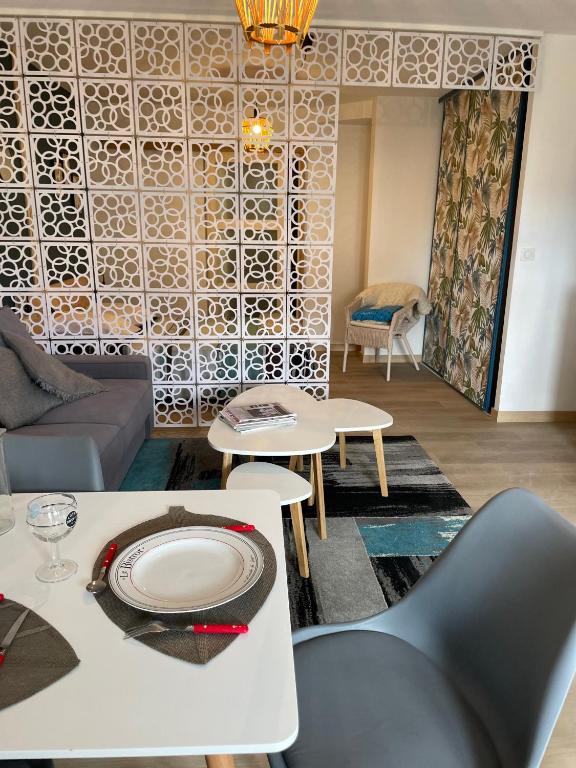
[219,402,297,433]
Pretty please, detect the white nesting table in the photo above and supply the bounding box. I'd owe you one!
[316,398,394,496]
[208,385,336,539]
[0,490,298,768]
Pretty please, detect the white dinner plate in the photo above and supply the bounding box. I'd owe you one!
[108,527,264,613]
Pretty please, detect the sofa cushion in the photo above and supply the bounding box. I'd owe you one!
[8,421,120,455]
[8,422,121,491]
[0,307,32,348]
[283,630,499,768]
[35,379,152,431]
[2,329,106,401]
[0,348,62,429]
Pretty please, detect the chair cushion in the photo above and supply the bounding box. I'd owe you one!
[0,348,63,429]
[2,329,106,401]
[34,378,151,431]
[351,305,402,323]
[283,630,499,768]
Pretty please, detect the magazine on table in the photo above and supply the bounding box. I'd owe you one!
[219,402,297,432]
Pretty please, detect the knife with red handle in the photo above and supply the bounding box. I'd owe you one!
[222,525,255,532]
[0,608,30,666]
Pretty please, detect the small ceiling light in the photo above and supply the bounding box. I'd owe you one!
[235,0,319,53]
[242,112,273,153]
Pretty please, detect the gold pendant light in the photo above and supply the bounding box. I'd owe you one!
[235,0,319,52]
[242,110,273,152]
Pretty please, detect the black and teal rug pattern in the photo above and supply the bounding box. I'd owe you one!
[121,436,470,629]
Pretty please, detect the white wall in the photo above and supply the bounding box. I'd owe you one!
[496,34,576,413]
[331,121,372,345]
[366,93,443,355]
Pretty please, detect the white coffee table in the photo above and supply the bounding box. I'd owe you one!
[316,398,394,496]
[208,385,335,539]
[0,490,297,768]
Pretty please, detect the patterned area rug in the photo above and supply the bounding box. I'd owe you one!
[121,436,471,629]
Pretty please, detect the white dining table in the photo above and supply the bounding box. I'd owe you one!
[0,490,298,768]
[208,385,336,540]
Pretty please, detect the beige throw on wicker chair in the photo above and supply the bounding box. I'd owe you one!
[343,282,432,381]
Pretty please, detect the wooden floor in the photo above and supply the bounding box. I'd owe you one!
[62,353,576,768]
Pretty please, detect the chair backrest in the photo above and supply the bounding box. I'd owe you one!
[373,488,576,767]
[357,282,429,312]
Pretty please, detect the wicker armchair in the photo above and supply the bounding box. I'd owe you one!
[343,282,432,380]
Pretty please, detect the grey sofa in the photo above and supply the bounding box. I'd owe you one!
[0,309,153,492]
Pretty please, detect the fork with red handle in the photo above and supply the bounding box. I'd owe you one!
[123,620,249,639]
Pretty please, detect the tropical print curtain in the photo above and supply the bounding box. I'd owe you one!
[423,90,523,410]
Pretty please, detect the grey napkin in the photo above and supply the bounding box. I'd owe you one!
[92,506,277,664]
[0,600,80,711]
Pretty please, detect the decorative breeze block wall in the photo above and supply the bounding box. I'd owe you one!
[0,17,338,426]
[0,17,540,425]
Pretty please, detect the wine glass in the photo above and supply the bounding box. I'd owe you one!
[26,493,78,583]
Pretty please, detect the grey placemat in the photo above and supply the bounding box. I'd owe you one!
[92,506,277,664]
[0,600,80,711]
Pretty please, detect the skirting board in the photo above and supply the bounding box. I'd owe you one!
[495,411,576,423]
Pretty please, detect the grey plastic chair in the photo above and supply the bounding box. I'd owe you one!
[269,488,576,768]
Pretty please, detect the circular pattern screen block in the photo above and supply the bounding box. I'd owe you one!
[76,21,131,76]
[94,243,143,291]
[140,139,187,189]
[150,341,195,384]
[42,243,93,290]
[26,79,80,133]
[97,293,145,337]
[0,243,42,290]
[85,138,136,188]
[145,245,191,292]
[343,30,393,86]
[393,32,444,88]
[135,82,185,136]
[132,22,184,79]
[22,19,76,74]
[79,80,133,135]
[186,23,236,81]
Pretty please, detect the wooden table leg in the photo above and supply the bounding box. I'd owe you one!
[206,755,236,768]
[373,428,388,497]
[296,455,304,472]
[313,452,327,540]
[290,501,310,578]
[221,452,233,490]
[338,432,347,469]
[288,455,298,472]
[308,457,315,506]
[248,455,255,462]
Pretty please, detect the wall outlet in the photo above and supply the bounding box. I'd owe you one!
[520,247,536,262]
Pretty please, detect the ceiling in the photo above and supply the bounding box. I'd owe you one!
[2,0,576,34]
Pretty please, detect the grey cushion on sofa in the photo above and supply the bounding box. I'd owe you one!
[0,308,31,347]
[0,348,62,429]
[5,361,153,492]
[2,329,106,401]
